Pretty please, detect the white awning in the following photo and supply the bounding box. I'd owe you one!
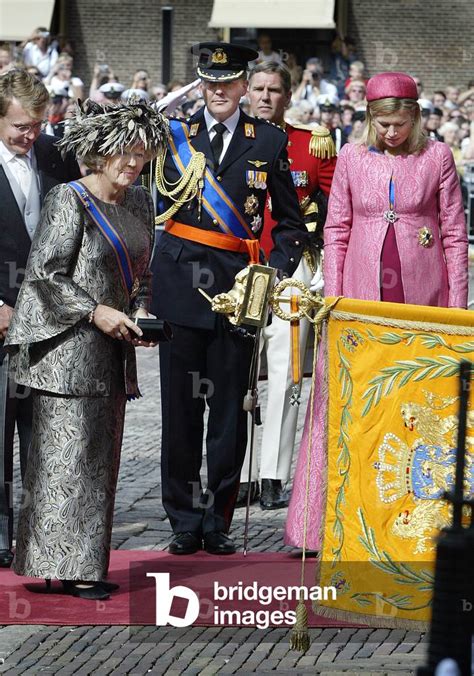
[209,0,335,29]
[0,0,55,41]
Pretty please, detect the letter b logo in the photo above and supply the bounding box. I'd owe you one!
[147,572,200,627]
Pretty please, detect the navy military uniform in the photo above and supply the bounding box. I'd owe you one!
[151,43,306,552]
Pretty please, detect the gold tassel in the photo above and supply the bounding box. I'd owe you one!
[290,599,310,652]
[309,125,336,159]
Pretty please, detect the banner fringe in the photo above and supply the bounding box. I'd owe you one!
[312,603,429,631]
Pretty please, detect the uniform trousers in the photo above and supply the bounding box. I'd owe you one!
[0,355,32,550]
[241,256,314,485]
[160,319,254,535]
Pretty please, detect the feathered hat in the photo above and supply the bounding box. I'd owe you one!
[56,98,169,159]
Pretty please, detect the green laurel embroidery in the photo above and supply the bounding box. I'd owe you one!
[361,355,461,417]
[366,329,474,353]
[352,508,434,612]
[332,340,353,561]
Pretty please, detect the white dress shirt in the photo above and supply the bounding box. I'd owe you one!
[0,142,34,201]
[204,107,240,165]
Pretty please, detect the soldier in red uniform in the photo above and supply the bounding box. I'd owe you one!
[238,61,337,510]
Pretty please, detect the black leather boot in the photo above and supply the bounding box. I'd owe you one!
[235,481,260,508]
[260,479,289,510]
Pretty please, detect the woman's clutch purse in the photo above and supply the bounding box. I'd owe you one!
[134,318,173,342]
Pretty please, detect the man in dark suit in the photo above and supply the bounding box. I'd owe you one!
[0,69,79,567]
[151,43,306,555]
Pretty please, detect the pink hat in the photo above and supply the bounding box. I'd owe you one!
[366,72,418,102]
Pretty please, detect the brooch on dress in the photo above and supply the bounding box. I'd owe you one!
[418,227,434,248]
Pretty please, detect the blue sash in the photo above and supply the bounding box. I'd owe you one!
[69,181,135,298]
[168,119,255,240]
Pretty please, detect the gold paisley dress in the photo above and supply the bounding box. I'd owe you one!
[5,182,154,580]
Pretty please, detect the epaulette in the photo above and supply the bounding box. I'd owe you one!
[263,118,286,133]
[294,123,336,159]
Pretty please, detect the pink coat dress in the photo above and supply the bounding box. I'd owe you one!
[285,139,468,549]
[323,139,468,307]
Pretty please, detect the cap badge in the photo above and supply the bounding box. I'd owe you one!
[211,48,228,64]
[244,194,259,215]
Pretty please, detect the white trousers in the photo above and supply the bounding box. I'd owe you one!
[241,256,314,484]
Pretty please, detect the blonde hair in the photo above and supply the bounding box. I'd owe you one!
[360,97,427,154]
[0,68,49,117]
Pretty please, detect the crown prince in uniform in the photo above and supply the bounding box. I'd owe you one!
[151,42,306,555]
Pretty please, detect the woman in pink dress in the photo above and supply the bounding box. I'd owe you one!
[285,72,468,549]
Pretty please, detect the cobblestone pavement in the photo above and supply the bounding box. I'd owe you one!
[7,261,474,675]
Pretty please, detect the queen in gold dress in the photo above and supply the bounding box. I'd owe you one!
[5,100,168,599]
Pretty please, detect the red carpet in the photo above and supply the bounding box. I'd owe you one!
[0,550,363,627]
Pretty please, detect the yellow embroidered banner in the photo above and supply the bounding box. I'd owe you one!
[316,298,474,628]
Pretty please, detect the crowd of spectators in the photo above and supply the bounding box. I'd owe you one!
[1,28,474,187]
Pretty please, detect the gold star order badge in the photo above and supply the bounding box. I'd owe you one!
[418,226,434,248]
[244,194,259,215]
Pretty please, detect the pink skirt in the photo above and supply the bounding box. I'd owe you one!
[284,332,328,550]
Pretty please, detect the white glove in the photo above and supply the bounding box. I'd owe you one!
[309,267,324,294]
[154,79,201,115]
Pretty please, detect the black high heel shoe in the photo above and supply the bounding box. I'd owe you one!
[24,578,53,594]
[61,580,110,600]
[98,580,120,592]
[25,578,111,599]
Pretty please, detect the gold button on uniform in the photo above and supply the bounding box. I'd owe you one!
[212,219,218,226]
[216,176,222,182]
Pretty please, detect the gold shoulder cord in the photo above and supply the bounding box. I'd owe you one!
[154,147,206,225]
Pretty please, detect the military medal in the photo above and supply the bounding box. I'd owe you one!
[291,170,308,188]
[244,123,255,139]
[418,226,434,248]
[244,194,259,215]
[189,123,200,137]
[290,384,301,406]
[383,174,398,224]
[251,214,262,232]
[246,170,267,190]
